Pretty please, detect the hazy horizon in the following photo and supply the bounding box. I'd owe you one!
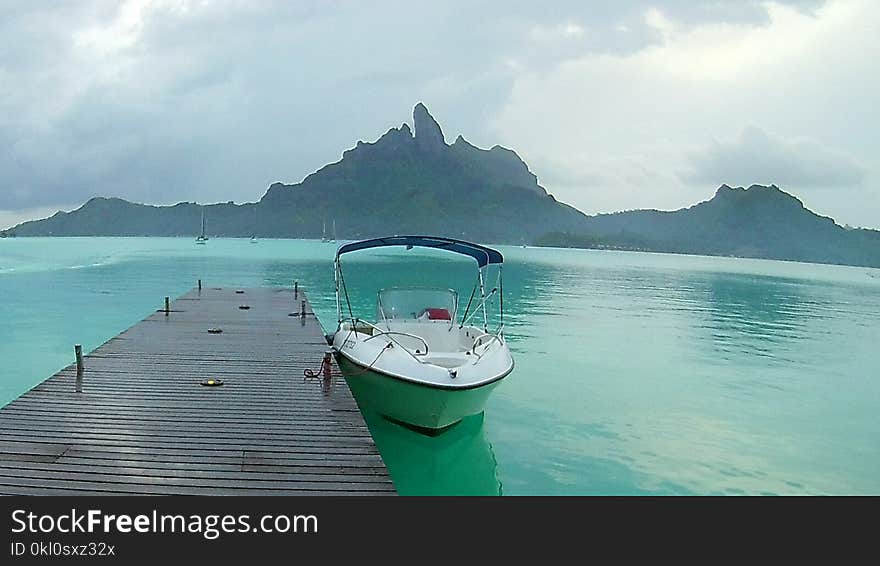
[1,1,877,230]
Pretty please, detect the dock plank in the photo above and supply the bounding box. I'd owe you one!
[0,286,394,495]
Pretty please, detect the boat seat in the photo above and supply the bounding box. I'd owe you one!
[419,351,471,369]
[418,308,451,320]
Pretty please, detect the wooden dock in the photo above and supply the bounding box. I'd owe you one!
[0,286,395,495]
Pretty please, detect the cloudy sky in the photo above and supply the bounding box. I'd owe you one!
[1,0,877,229]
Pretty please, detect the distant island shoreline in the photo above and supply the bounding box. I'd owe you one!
[4,234,879,274]
[3,104,879,269]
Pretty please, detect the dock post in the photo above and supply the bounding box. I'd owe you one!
[322,351,333,378]
[294,281,298,299]
[74,344,83,393]
[165,296,170,315]
[198,279,202,292]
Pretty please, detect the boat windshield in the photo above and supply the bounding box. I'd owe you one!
[377,288,458,323]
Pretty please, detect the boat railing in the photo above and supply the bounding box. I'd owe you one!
[344,318,430,361]
[470,324,505,356]
[364,331,430,356]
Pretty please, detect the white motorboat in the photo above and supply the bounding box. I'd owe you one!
[332,236,514,433]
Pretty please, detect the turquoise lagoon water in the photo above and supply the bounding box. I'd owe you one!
[1,237,878,495]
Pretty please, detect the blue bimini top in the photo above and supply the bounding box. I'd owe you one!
[335,235,503,268]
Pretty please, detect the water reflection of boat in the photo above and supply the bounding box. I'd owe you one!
[342,371,502,495]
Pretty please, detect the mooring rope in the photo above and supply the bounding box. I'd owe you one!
[303,343,392,380]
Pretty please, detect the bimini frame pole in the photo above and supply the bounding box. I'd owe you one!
[498,264,503,328]
[334,257,342,324]
[478,266,488,332]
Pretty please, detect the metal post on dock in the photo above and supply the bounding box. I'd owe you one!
[74,344,83,393]
[198,279,202,292]
[165,296,170,315]
[322,351,333,378]
[294,281,298,299]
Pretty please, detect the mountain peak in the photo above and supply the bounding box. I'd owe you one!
[708,184,810,217]
[413,102,445,152]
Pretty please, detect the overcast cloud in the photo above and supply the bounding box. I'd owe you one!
[0,0,876,229]
[684,126,866,188]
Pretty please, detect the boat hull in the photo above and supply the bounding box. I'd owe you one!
[336,356,502,432]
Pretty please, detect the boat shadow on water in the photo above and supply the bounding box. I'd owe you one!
[340,359,502,495]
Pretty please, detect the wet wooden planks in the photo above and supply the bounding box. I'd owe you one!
[0,286,395,495]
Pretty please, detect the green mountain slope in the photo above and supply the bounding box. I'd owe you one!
[6,103,588,242]
[4,105,879,268]
[541,184,880,267]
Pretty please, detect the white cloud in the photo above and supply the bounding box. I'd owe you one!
[0,0,876,227]
[491,0,880,224]
[644,7,676,36]
[530,21,586,41]
[684,126,866,188]
[72,0,152,55]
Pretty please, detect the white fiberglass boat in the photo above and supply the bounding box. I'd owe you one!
[332,236,514,433]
